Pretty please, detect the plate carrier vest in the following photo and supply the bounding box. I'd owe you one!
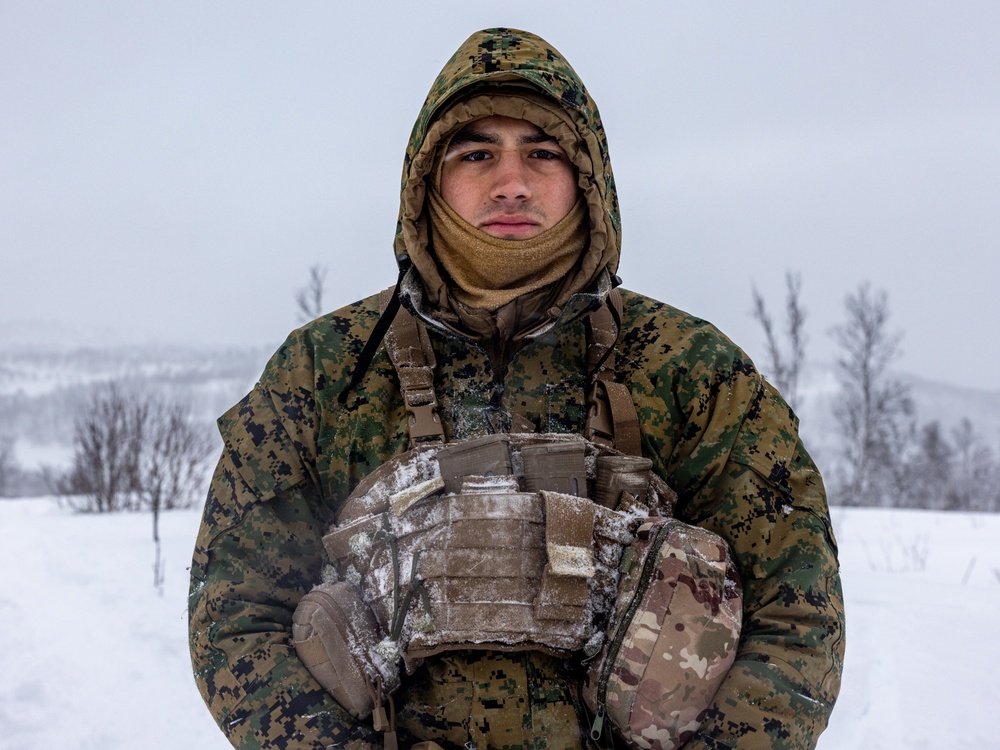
[316,289,674,658]
[292,291,741,749]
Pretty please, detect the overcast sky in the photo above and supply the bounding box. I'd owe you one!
[2,1,998,391]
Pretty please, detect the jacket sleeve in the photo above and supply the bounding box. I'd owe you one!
[187,375,380,750]
[637,333,845,750]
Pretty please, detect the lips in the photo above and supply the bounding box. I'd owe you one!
[480,214,539,236]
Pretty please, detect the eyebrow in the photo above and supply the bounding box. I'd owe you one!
[447,127,558,150]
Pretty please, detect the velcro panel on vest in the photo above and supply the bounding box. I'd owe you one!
[536,491,596,622]
[521,441,587,496]
[435,434,512,494]
[414,490,543,582]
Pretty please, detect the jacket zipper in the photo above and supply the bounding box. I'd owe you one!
[590,520,671,742]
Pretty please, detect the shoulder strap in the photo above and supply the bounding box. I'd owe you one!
[585,289,642,456]
[379,287,446,446]
[379,286,640,454]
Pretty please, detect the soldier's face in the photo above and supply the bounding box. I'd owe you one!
[440,116,578,240]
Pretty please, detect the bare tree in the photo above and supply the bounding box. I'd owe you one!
[0,432,17,497]
[130,398,213,591]
[831,283,913,506]
[58,381,214,588]
[296,264,328,323]
[751,271,807,407]
[59,383,142,512]
[908,421,953,510]
[948,419,996,512]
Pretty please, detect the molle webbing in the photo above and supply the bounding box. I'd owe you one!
[324,434,677,671]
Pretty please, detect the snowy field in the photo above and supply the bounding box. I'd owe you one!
[1,498,998,749]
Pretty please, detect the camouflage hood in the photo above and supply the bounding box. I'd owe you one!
[394,28,621,334]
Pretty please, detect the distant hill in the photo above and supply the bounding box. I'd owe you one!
[0,341,275,493]
[793,363,1000,477]
[2,341,998,501]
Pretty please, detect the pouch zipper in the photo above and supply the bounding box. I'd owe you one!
[590,520,671,741]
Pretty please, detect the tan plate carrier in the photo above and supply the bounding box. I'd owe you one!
[324,432,675,674]
[292,293,744,749]
[321,290,674,664]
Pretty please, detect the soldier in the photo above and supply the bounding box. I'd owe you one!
[189,28,845,750]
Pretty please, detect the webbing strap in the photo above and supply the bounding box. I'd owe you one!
[379,286,641,455]
[585,290,642,456]
[379,288,445,446]
[586,289,622,379]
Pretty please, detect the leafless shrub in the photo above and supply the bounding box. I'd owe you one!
[296,264,328,323]
[130,398,214,590]
[908,421,953,510]
[751,271,807,408]
[56,381,214,590]
[831,283,914,506]
[948,419,998,512]
[58,383,142,512]
[58,382,212,515]
[0,432,18,497]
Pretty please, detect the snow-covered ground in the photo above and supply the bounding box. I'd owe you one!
[1,498,997,749]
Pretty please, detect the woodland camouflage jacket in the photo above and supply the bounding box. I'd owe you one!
[189,28,844,750]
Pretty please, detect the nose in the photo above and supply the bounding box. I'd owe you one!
[491,152,531,202]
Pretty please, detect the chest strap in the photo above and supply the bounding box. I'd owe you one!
[585,290,642,456]
[379,287,445,446]
[379,287,640,455]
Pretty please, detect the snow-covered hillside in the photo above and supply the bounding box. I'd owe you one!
[1,498,997,748]
[0,342,273,493]
[5,342,999,476]
[771,361,1000,506]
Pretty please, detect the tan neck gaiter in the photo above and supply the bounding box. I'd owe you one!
[427,187,588,311]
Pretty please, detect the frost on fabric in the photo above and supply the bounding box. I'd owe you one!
[320,564,339,585]
[458,474,521,494]
[548,543,596,578]
[586,620,610,652]
[390,476,446,516]
[374,637,400,663]
[343,565,361,586]
[338,446,443,521]
[318,434,672,667]
[349,531,373,557]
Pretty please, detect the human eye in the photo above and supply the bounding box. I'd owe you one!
[529,147,563,161]
[460,149,492,163]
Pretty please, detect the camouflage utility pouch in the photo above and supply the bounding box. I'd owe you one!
[584,518,742,750]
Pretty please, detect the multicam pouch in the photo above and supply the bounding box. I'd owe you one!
[583,518,742,750]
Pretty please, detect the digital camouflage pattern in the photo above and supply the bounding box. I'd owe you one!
[584,519,743,750]
[394,650,588,750]
[189,26,844,750]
